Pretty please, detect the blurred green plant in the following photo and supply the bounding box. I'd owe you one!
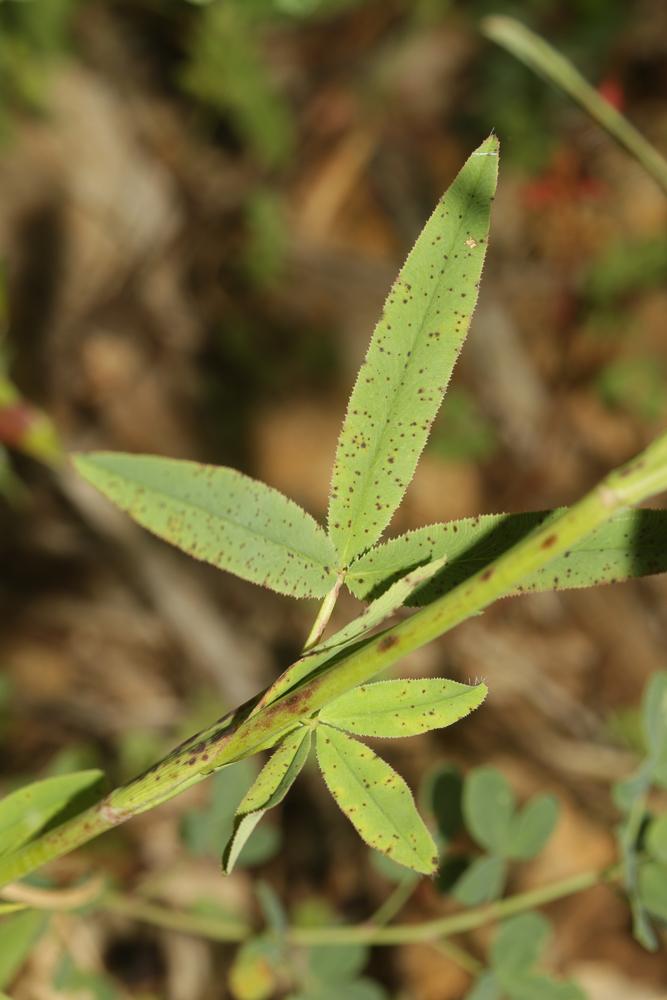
[596,357,667,423]
[2,113,667,997]
[584,235,667,306]
[180,0,294,169]
[0,0,79,139]
[428,387,498,462]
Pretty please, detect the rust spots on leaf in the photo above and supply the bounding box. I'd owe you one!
[541,533,558,549]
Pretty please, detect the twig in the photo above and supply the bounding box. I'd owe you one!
[482,17,667,197]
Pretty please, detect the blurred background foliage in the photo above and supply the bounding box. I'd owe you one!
[1,0,667,997]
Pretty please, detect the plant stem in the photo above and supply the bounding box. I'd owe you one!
[286,865,620,945]
[367,875,419,927]
[303,573,345,650]
[482,17,667,197]
[1,431,666,888]
[431,939,483,976]
[100,863,621,947]
[104,893,250,942]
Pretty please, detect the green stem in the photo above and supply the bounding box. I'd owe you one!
[104,893,250,942]
[303,573,345,650]
[482,17,667,197]
[101,863,620,947]
[367,875,419,927]
[1,432,666,888]
[287,865,619,945]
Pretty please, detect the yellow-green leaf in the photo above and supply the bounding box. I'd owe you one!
[74,453,337,599]
[328,135,499,566]
[320,678,486,738]
[316,725,437,875]
[347,509,667,603]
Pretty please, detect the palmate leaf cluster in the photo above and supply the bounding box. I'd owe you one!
[73,135,501,873]
[70,133,667,879]
[3,126,667,993]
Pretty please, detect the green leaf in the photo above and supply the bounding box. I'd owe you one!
[465,972,501,1000]
[53,955,119,1000]
[492,912,550,980]
[463,767,515,855]
[612,765,651,813]
[0,770,104,857]
[320,678,487,738]
[505,795,559,860]
[182,759,278,868]
[73,453,337,599]
[347,509,667,603]
[642,671,667,761]
[223,727,311,873]
[328,134,499,566]
[421,763,464,842]
[0,910,48,989]
[638,860,667,922]
[453,855,507,905]
[505,974,585,1000]
[292,981,388,1000]
[315,725,438,874]
[646,814,667,864]
[306,941,368,983]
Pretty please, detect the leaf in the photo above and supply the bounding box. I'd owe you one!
[292,981,388,1000]
[421,763,464,842]
[642,671,667,762]
[328,134,499,566]
[315,725,438,874]
[182,759,278,868]
[453,855,507,906]
[347,509,667,603]
[0,910,48,989]
[646,814,667,864]
[612,765,651,813]
[638,860,667,922]
[0,770,104,858]
[306,941,368,983]
[320,678,487,738]
[74,453,337,599]
[463,767,515,855]
[465,972,501,1000]
[256,880,288,935]
[505,795,559,860]
[506,975,586,1000]
[223,727,311,873]
[491,912,550,980]
[228,935,279,1000]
